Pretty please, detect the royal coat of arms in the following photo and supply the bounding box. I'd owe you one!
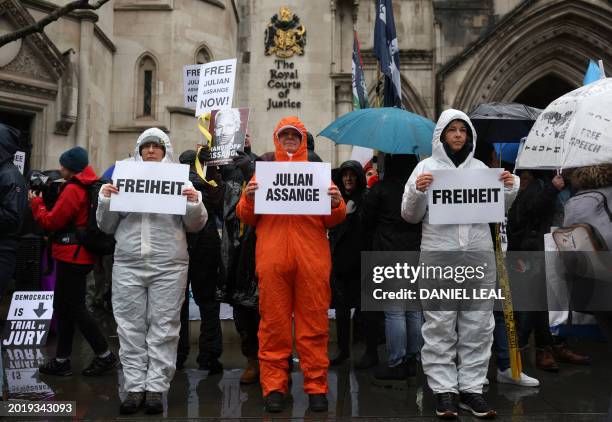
[264,7,306,58]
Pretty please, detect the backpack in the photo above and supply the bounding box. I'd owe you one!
[75,179,116,256]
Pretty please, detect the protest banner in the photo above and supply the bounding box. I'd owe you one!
[203,108,250,166]
[183,64,202,108]
[110,161,189,215]
[195,58,237,117]
[255,161,331,215]
[428,168,504,224]
[2,291,54,347]
[13,151,25,174]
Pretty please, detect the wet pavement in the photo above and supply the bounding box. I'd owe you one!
[2,314,612,421]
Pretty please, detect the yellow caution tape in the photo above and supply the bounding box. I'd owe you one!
[495,223,522,381]
[194,112,217,187]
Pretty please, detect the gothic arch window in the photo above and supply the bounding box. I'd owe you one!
[136,54,157,118]
[195,46,213,65]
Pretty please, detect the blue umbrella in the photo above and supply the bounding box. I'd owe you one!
[318,108,434,155]
[493,142,521,163]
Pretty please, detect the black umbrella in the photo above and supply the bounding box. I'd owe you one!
[469,102,542,144]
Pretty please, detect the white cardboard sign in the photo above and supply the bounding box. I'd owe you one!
[2,291,54,347]
[195,58,237,117]
[183,64,202,109]
[427,168,505,224]
[254,162,331,215]
[110,161,189,215]
[13,151,25,174]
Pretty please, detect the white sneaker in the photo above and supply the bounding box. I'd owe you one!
[496,368,540,387]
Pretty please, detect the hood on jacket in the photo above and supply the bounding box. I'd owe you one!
[570,164,612,191]
[0,123,20,164]
[383,154,418,184]
[72,165,98,186]
[134,128,174,163]
[432,109,476,168]
[335,160,366,199]
[273,116,308,162]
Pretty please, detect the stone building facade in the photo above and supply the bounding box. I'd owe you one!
[1,0,611,172]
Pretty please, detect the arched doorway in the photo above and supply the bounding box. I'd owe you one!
[513,74,577,109]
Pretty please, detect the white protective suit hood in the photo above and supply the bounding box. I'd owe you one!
[431,109,476,169]
[400,108,520,251]
[134,128,174,163]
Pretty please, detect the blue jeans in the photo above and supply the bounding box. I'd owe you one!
[492,311,510,371]
[384,310,423,367]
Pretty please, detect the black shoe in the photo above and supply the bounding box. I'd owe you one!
[459,392,496,419]
[354,352,379,369]
[199,359,223,375]
[308,393,328,412]
[330,352,349,366]
[264,391,285,413]
[82,352,118,376]
[39,359,72,376]
[119,392,145,415]
[374,361,408,380]
[435,392,458,419]
[405,355,417,377]
[176,355,187,370]
[144,391,163,414]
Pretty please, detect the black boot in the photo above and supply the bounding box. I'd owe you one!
[308,393,328,412]
[264,391,285,413]
[39,359,72,376]
[144,391,163,414]
[119,392,145,415]
[374,360,408,381]
[82,352,118,376]
[199,358,223,375]
[329,351,349,366]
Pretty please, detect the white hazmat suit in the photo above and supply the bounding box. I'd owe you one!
[97,128,207,393]
[401,109,519,394]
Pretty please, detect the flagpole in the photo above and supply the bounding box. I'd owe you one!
[598,59,606,79]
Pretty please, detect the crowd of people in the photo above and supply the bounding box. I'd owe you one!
[0,108,610,418]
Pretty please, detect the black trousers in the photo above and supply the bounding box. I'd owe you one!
[178,254,222,364]
[233,305,259,359]
[0,244,17,297]
[517,311,553,348]
[54,261,108,358]
[331,274,358,356]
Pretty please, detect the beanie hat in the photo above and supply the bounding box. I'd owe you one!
[139,135,167,156]
[59,146,88,173]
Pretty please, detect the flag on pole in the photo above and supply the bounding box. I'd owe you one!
[352,30,369,110]
[583,59,604,85]
[374,0,402,108]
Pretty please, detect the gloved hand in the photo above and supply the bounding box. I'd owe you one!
[198,145,212,163]
[345,200,356,215]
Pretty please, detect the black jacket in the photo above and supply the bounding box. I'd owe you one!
[363,154,421,251]
[0,124,27,245]
[329,160,367,276]
[507,178,558,251]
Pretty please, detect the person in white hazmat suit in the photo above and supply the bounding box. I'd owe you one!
[401,109,518,420]
[96,128,207,415]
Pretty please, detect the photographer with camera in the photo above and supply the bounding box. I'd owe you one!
[29,146,116,377]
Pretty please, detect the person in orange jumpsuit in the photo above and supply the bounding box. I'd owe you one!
[237,116,346,413]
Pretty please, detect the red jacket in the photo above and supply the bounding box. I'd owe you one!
[31,166,97,265]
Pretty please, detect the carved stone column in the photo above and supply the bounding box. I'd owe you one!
[334,80,353,165]
[74,11,97,148]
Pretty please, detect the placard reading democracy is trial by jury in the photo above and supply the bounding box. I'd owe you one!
[254,162,331,215]
[427,168,505,224]
[110,161,189,215]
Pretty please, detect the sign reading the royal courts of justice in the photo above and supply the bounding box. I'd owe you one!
[265,7,306,111]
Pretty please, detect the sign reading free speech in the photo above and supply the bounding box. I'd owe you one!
[427,168,505,224]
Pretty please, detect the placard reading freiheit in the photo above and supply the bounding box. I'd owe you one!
[427,168,505,224]
[110,161,189,215]
[254,162,331,215]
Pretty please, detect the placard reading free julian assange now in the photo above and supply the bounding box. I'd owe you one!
[110,161,189,215]
[428,168,505,225]
[254,162,331,215]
